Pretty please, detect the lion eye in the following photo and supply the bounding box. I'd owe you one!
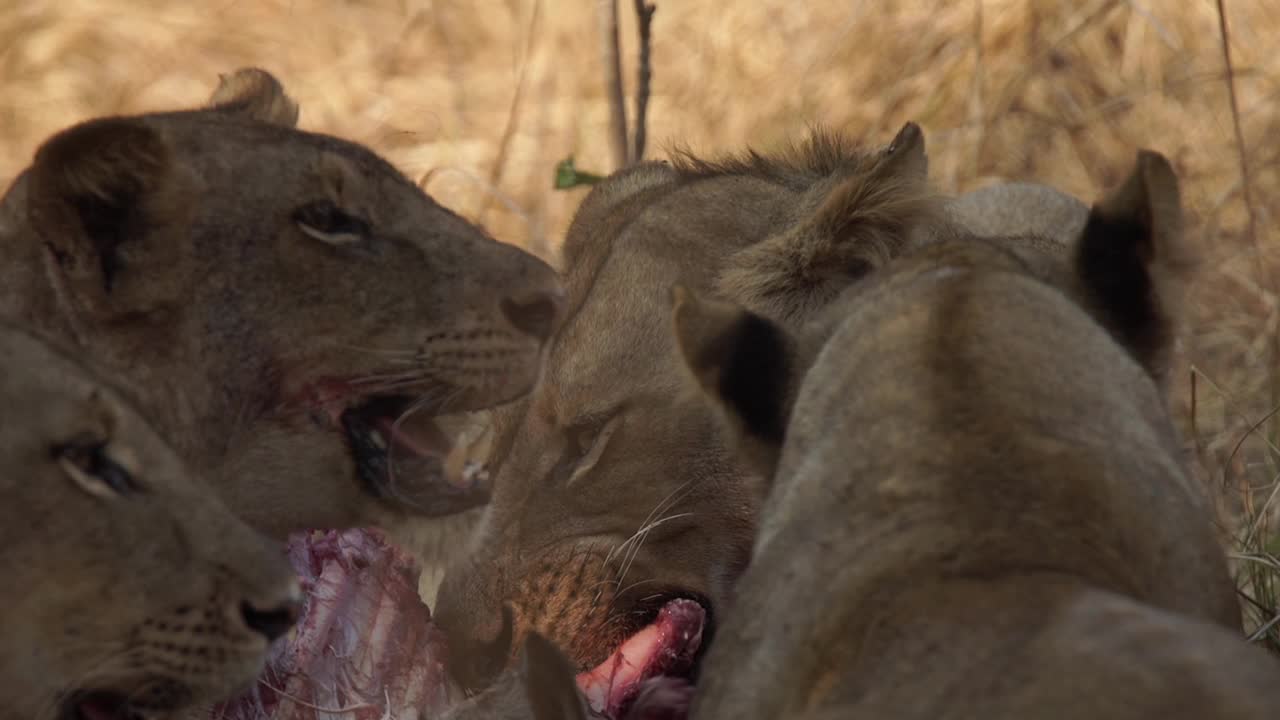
[552,415,620,486]
[53,435,141,498]
[293,199,370,246]
[567,422,603,458]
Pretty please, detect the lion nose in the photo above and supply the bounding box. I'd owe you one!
[501,287,566,343]
[240,579,303,642]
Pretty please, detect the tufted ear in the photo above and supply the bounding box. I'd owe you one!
[671,284,792,481]
[522,632,589,720]
[1075,149,1193,381]
[26,116,177,311]
[206,67,300,128]
[714,121,937,324]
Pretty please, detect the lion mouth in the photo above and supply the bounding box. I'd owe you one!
[62,684,190,720]
[62,692,139,720]
[576,597,707,720]
[335,392,495,516]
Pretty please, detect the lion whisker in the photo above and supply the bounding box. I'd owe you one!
[339,343,420,358]
[589,483,695,621]
[609,511,697,615]
[613,577,661,602]
[349,370,428,386]
[602,480,694,571]
[612,506,694,585]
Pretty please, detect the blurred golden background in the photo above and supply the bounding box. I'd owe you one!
[3,0,1277,644]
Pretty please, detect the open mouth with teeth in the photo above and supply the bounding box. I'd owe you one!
[309,382,497,517]
[575,597,710,720]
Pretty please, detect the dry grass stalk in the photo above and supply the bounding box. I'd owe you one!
[631,0,656,163]
[597,0,629,170]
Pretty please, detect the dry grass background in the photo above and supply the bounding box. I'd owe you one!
[3,0,1278,647]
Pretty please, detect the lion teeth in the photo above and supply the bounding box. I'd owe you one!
[462,460,490,485]
[369,429,388,450]
[440,411,495,487]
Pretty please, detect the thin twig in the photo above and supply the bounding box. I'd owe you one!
[1227,401,1280,493]
[631,0,656,164]
[1248,611,1280,644]
[1213,0,1268,291]
[1190,368,1199,442]
[478,0,542,225]
[958,0,985,191]
[598,0,629,170]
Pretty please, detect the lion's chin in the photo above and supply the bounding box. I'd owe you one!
[577,598,707,720]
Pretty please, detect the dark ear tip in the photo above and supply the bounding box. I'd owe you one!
[523,630,553,658]
[521,631,576,683]
[1135,149,1178,191]
[35,117,156,160]
[888,121,925,155]
[1141,148,1172,165]
[1135,148,1170,169]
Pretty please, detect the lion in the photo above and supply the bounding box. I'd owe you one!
[0,323,302,720]
[433,122,944,703]
[0,68,565,548]
[665,150,1276,719]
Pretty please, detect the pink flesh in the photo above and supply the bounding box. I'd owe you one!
[575,599,705,718]
[205,528,702,720]
[208,528,458,720]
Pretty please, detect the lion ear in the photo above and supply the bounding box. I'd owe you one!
[715,122,935,324]
[521,633,589,720]
[1075,149,1192,380]
[26,117,172,302]
[206,67,300,128]
[876,120,928,181]
[671,284,791,480]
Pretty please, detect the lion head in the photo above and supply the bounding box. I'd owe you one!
[0,68,565,541]
[0,323,301,720]
[433,123,941,706]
